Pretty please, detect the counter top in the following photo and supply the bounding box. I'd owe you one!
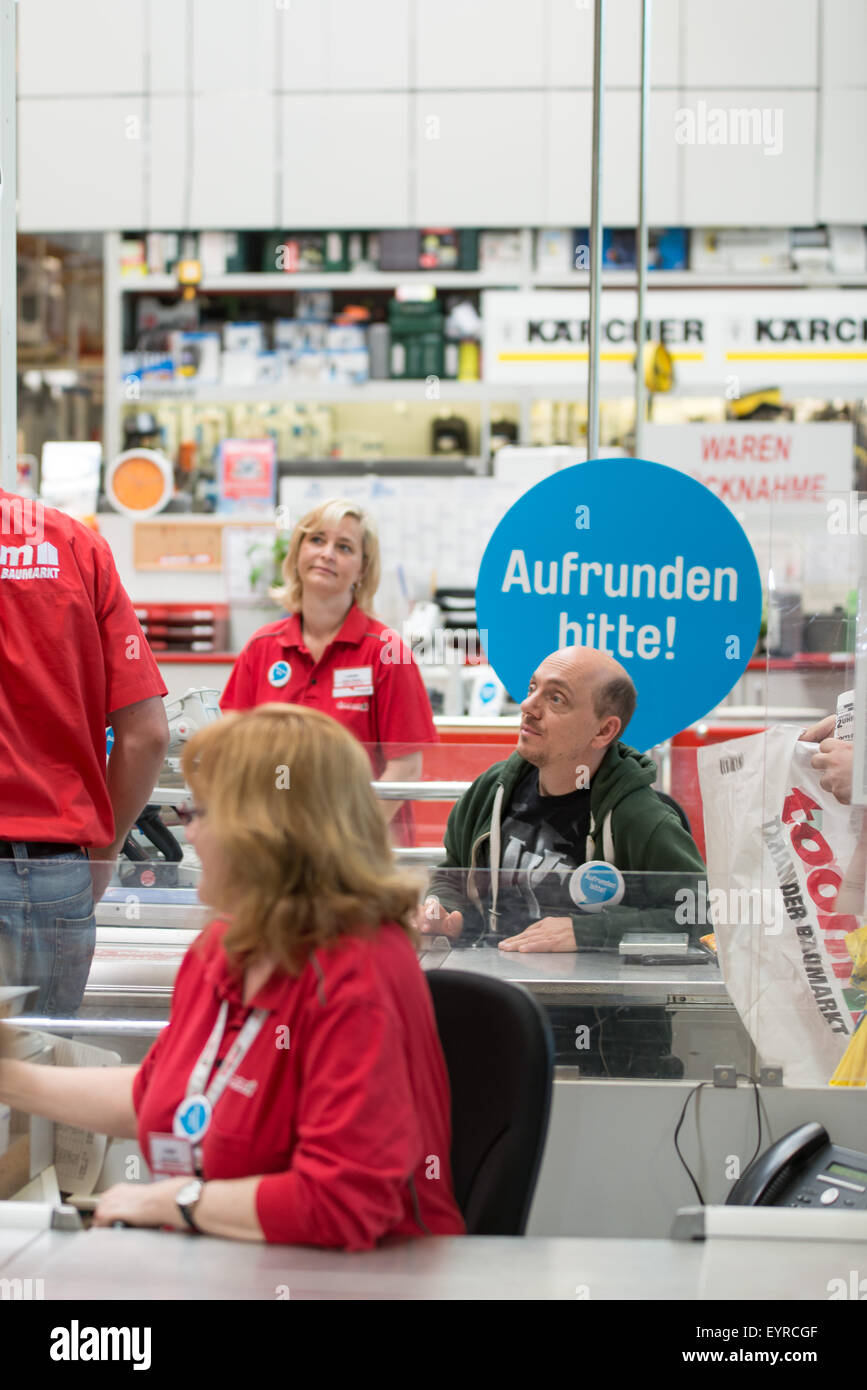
[423,943,726,1006]
[1,1223,863,1300]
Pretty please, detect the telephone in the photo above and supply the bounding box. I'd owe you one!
[727,1122,867,1208]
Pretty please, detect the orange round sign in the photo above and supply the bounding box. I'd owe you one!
[106,449,173,518]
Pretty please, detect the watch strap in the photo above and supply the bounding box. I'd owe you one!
[177,1180,204,1232]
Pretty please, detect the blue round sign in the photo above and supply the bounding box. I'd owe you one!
[267,660,291,689]
[569,862,625,911]
[475,458,762,752]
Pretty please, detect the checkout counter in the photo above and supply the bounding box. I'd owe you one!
[2,749,866,1302]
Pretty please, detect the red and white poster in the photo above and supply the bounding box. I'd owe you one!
[217,438,277,515]
[643,422,853,509]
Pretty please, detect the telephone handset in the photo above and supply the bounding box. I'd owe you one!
[727,1122,867,1208]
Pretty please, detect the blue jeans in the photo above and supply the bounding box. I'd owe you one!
[0,847,95,1016]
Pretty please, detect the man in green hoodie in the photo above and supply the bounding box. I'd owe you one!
[422,644,706,953]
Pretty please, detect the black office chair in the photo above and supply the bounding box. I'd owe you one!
[426,970,554,1235]
[654,789,692,834]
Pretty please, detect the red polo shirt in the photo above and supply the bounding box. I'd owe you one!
[0,493,167,846]
[220,605,437,843]
[133,919,465,1248]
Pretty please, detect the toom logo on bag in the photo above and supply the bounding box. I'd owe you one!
[781,787,855,982]
[761,781,857,1035]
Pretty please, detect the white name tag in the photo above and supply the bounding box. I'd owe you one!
[333,665,373,697]
[149,1133,194,1178]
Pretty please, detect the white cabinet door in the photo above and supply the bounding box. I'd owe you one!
[191,0,276,92]
[278,0,330,90]
[548,0,681,88]
[684,0,818,87]
[19,99,146,230]
[280,0,409,90]
[680,91,816,226]
[190,93,275,228]
[821,0,867,88]
[546,91,681,225]
[18,0,145,95]
[328,0,410,88]
[148,98,187,227]
[819,91,867,222]
[280,95,409,226]
[415,93,546,225]
[149,0,188,93]
[416,0,544,89]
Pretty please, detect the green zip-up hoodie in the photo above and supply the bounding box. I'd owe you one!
[427,741,706,948]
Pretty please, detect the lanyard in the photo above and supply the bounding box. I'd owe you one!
[173,999,268,1164]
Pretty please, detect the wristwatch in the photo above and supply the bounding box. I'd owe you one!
[175,1178,205,1233]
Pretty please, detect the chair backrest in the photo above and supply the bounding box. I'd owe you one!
[426,969,554,1236]
[654,789,692,834]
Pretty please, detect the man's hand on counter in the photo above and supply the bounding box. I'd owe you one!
[419,897,464,940]
[498,917,577,953]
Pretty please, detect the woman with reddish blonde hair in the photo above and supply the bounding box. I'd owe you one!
[0,705,464,1248]
[221,498,437,845]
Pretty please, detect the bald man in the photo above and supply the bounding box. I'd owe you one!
[422,645,705,952]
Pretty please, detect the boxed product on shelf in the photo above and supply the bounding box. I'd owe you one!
[828,225,867,274]
[266,230,348,273]
[122,351,175,386]
[221,349,258,386]
[136,296,199,338]
[295,291,332,321]
[274,319,329,354]
[790,228,832,274]
[378,229,421,271]
[387,298,444,378]
[535,228,573,274]
[420,229,459,269]
[479,230,525,272]
[120,237,147,277]
[146,232,180,275]
[255,351,289,386]
[198,230,251,277]
[222,322,266,354]
[689,227,790,272]
[572,227,688,270]
[327,324,369,384]
[171,331,221,385]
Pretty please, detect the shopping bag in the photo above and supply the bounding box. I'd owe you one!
[698,727,859,1087]
[830,925,867,1086]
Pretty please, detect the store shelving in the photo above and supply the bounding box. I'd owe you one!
[120,271,867,293]
[105,231,867,467]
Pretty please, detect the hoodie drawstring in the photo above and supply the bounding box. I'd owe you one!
[586,809,615,864]
[488,782,505,931]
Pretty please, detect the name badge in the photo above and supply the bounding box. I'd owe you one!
[150,1133,194,1178]
[332,665,373,698]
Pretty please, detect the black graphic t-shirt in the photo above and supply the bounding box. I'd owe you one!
[475,765,592,935]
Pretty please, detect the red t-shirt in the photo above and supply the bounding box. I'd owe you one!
[220,604,437,844]
[133,919,465,1249]
[0,493,167,846]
